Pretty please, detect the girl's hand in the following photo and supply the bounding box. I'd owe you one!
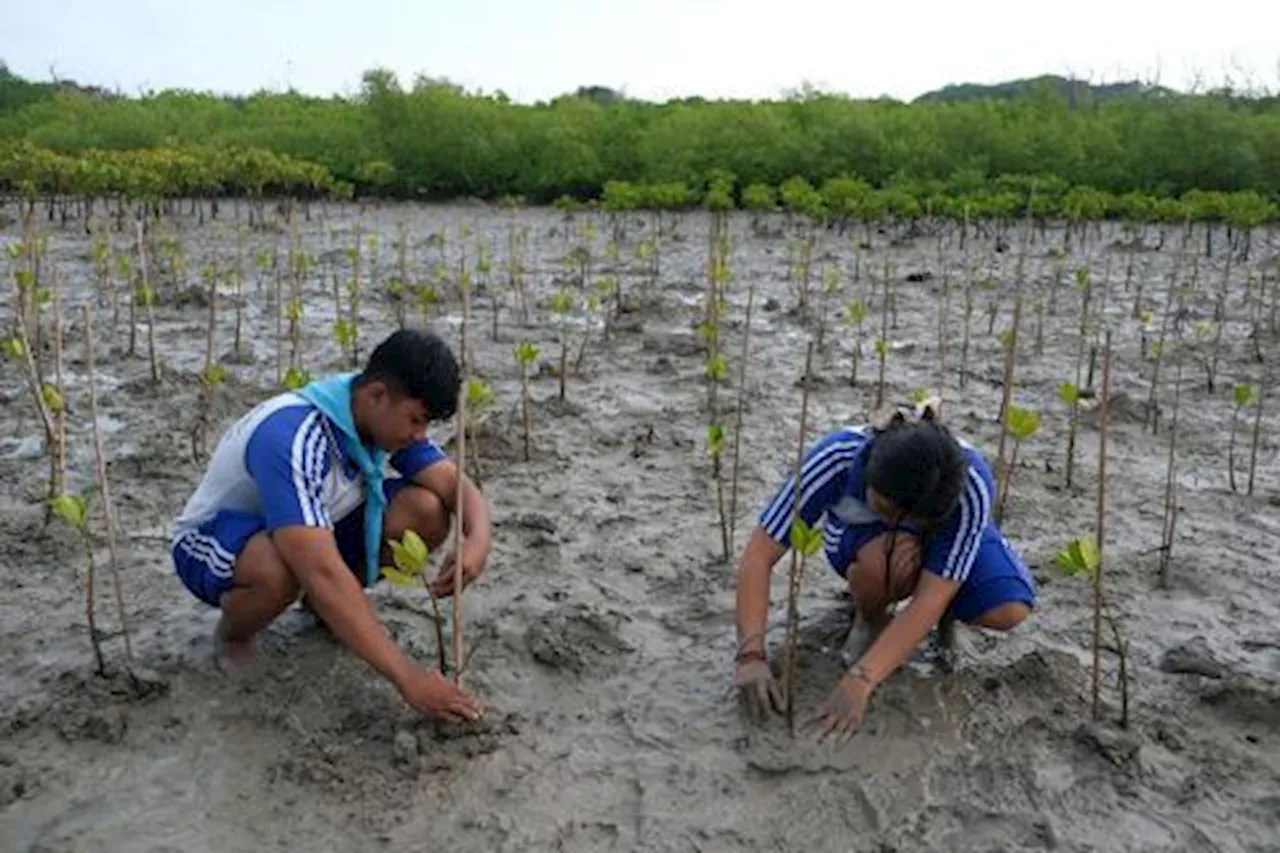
[735,654,783,722]
[809,666,874,742]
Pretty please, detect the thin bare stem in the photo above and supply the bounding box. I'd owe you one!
[452,260,471,685]
[135,222,160,382]
[728,279,757,553]
[84,305,134,669]
[1158,344,1184,587]
[1247,368,1268,496]
[993,293,1023,525]
[784,341,815,735]
[1092,329,1112,721]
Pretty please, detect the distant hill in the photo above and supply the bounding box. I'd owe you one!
[913,74,1178,105]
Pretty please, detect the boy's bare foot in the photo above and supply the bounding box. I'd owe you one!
[213,617,257,673]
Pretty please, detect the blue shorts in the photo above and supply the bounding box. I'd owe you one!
[172,478,412,607]
[827,522,1036,623]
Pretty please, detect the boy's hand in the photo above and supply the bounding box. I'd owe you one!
[397,667,484,722]
[429,537,489,598]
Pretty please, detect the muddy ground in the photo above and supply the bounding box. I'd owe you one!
[1,203,1278,853]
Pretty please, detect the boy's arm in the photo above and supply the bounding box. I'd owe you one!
[392,439,493,595]
[245,411,415,690]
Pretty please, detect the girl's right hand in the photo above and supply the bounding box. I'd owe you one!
[735,655,783,722]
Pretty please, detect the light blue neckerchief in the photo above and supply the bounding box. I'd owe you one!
[295,372,386,587]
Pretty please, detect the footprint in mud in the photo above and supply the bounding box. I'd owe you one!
[1196,678,1280,728]
[524,603,635,675]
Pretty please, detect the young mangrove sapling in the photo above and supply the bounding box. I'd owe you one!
[83,305,134,672]
[514,342,539,461]
[1228,383,1257,493]
[381,529,448,673]
[728,279,757,553]
[783,341,817,735]
[995,405,1040,523]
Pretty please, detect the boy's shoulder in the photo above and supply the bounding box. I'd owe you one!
[233,392,336,463]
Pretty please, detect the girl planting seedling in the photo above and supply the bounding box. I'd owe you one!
[732,399,1036,738]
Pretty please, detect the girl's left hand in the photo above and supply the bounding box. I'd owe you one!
[810,667,874,742]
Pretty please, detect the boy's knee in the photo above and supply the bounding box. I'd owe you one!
[387,485,451,550]
[849,532,922,605]
[238,533,301,603]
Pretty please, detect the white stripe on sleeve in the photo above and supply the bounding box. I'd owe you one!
[942,467,991,584]
[291,412,323,527]
[760,436,861,540]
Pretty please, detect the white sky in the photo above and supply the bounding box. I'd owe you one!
[4,0,1277,102]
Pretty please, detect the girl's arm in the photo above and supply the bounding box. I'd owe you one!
[736,429,867,652]
[853,572,958,685]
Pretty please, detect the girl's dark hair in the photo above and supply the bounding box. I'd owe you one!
[863,413,967,527]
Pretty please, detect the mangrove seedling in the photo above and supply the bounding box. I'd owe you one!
[707,424,730,563]
[1228,383,1257,493]
[873,337,889,409]
[83,305,134,672]
[465,378,495,480]
[1060,382,1081,489]
[995,405,1040,523]
[1246,366,1268,497]
[51,493,107,676]
[550,290,574,401]
[728,279,757,553]
[783,341,817,735]
[513,341,539,461]
[1193,321,1217,391]
[381,529,448,673]
[1093,330,1114,722]
[994,293,1023,461]
[1055,535,1130,728]
[844,299,867,386]
[135,222,160,382]
[192,264,224,462]
[1158,342,1185,587]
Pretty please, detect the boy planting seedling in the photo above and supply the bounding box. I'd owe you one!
[732,399,1036,738]
[169,329,491,723]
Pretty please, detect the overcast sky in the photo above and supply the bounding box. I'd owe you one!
[4,0,1277,102]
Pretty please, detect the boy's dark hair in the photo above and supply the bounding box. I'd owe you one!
[355,328,460,421]
[864,414,966,528]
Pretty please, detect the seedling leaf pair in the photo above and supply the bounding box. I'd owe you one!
[1055,535,1099,579]
[789,518,823,557]
[381,529,430,588]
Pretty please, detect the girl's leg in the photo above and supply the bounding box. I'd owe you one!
[950,532,1036,633]
[840,531,922,663]
[966,601,1031,631]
